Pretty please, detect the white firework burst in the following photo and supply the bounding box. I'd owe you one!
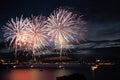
[46,8,86,47]
[28,15,50,52]
[3,16,32,49]
[3,15,50,56]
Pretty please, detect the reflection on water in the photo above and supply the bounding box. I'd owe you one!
[1,69,90,80]
[3,69,40,80]
[1,65,120,80]
[54,69,71,77]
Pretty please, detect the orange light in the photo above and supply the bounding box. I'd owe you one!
[9,69,39,80]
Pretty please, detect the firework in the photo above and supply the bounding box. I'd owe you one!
[28,15,50,53]
[2,7,86,59]
[46,8,86,47]
[3,16,32,50]
[3,15,50,57]
[46,8,86,60]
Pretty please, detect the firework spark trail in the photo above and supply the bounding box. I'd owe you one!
[3,16,32,56]
[46,8,86,60]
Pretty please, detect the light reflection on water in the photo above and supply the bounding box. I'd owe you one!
[1,65,120,80]
[8,69,40,80]
[2,69,90,80]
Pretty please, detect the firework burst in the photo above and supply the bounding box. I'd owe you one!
[3,15,50,56]
[28,15,50,54]
[3,16,32,50]
[46,8,86,59]
[46,8,85,47]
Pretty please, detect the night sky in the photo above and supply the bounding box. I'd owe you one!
[0,0,120,49]
[0,0,120,41]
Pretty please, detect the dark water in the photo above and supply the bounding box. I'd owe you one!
[0,64,120,80]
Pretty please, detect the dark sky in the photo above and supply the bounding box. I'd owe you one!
[0,0,120,41]
[0,0,120,59]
